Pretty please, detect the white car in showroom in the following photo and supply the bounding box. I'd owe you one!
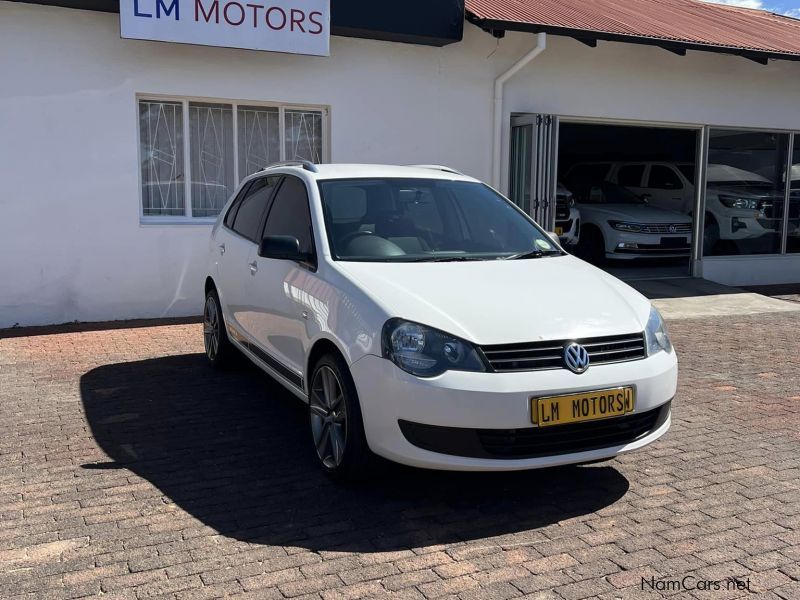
[571,181,693,262]
[203,162,676,479]
[568,161,778,255]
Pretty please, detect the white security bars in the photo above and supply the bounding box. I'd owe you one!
[138,97,327,220]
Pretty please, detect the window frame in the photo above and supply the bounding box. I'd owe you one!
[136,94,330,225]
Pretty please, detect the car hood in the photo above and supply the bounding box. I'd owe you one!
[335,255,650,345]
[577,203,691,223]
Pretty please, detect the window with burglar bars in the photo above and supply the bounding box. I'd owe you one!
[139,97,327,220]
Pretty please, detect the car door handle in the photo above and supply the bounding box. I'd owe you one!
[249,261,258,275]
[218,244,225,255]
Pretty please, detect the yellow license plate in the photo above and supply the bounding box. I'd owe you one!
[531,387,635,427]
[554,227,564,236]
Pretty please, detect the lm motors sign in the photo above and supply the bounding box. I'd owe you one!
[121,0,330,56]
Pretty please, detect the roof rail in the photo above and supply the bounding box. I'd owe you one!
[263,160,319,173]
[409,164,464,176]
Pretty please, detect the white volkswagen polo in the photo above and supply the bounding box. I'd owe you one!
[204,162,676,479]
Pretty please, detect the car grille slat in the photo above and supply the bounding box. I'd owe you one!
[481,332,646,373]
[636,223,692,234]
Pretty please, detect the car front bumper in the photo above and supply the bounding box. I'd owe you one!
[350,350,676,471]
[606,231,692,259]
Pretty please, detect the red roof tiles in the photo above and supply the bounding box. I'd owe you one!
[466,0,800,60]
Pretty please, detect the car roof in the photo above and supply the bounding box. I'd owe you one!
[260,163,480,182]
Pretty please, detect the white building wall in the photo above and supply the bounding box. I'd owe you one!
[2,3,800,327]
[0,2,506,327]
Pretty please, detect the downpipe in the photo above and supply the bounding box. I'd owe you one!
[492,32,547,191]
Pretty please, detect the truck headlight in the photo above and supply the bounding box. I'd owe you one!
[381,318,487,377]
[645,307,672,356]
[719,195,759,210]
[609,221,643,233]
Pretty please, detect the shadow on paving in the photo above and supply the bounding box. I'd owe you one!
[79,354,629,552]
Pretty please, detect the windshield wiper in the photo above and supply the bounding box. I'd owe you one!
[504,249,561,260]
[408,255,486,262]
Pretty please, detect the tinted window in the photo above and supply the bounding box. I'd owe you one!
[649,166,683,190]
[677,164,695,183]
[263,177,314,255]
[565,164,612,190]
[575,182,647,205]
[224,183,251,228]
[318,179,560,261]
[231,177,279,241]
[617,165,645,187]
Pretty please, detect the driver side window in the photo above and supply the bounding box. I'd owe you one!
[649,166,683,190]
[262,176,315,256]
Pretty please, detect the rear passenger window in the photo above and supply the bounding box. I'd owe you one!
[263,176,314,255]
[224,183,251,228]
[649,166,683,190]
[617,165,645,187]
[231,177,280,242]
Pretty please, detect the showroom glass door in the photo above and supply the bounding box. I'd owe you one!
[509,114,559,230]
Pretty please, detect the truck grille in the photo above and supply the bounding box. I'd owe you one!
[555,197,570,220]
[481,333,646,373]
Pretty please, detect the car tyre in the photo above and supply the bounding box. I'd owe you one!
[579,226,606,265]
[203,288,234,369]
[308,353,373,482]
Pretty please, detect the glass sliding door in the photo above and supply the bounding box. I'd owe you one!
[702,129,789,256]
[509,114,559,229]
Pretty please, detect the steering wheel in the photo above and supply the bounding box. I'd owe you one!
[339,230,377,247]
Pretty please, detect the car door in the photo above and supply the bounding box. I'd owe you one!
[218,176,281,333]
[246,175,318,385]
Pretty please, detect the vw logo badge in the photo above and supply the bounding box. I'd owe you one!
[563,342,590,374]
[668,224,677,233]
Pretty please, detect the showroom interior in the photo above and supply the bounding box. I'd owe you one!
[508,117,798,282]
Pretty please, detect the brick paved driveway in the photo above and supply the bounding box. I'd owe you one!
[0,313,798,600]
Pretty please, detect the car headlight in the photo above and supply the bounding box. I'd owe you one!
[381,318,487,377]
[645,307,672,356]
[718,194,759,210]
[609,221,643,233]
[569,197,576,208]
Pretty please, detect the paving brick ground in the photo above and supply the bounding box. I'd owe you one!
[0,312,798,599]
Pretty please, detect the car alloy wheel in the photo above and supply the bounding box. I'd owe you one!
[203,295,220,361]
[309,365,348,469]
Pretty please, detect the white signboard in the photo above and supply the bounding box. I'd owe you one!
[120,0,330,56]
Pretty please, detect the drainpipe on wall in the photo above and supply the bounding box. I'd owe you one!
[492,32,547,191]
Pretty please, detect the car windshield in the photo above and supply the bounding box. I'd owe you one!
[575,182,648,205]
[318,178,561,262]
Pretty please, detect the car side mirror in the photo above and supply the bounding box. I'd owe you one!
[546,232,561,245]
[258,235,304,261]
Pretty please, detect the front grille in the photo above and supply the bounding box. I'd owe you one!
[555,197,570,220]
[637,223,692,234]
[481,333,646,373]
[399,402,670,460]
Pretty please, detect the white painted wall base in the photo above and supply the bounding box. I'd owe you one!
[702,255,800,287]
